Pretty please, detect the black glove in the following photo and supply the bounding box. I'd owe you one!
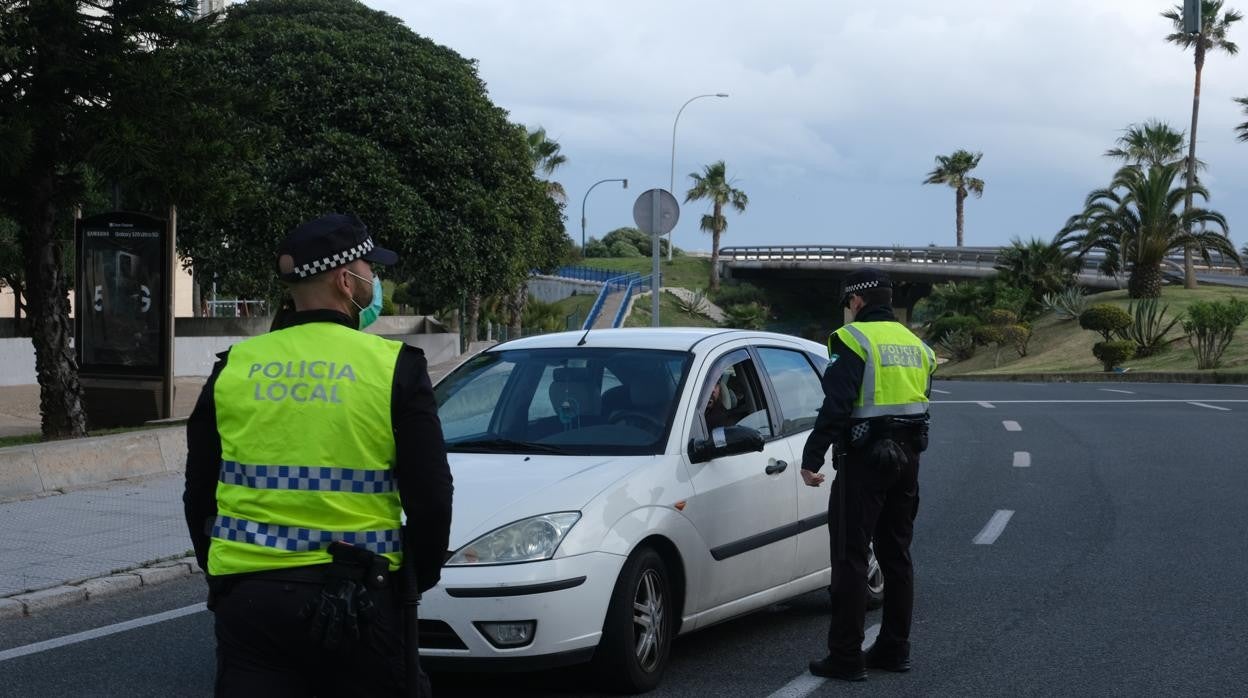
[300,576,377,650]
[868,438,907,478]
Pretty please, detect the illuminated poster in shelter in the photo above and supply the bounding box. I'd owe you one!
[76,212,169,374]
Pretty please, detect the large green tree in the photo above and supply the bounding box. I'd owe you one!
[1162,0,1242,288]
[0,0,216,438]
[685,160,748,292]
[1059,164,1239,298]
[923,150,984,247]
[993,236,1079,318]
[177,0,568,343]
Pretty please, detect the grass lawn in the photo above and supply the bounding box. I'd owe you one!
[548,293,598,330]
[937,285,1248,376]
[626,291,721,328]
[579,256,713,291]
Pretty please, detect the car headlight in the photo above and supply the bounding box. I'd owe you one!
[445,512,581,566]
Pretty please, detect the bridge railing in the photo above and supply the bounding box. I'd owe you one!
[717,245,1243,275]
[613,274,654,328]
[582,273,638,330]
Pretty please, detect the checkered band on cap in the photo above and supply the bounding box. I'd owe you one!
[844,279,883,295]
[291,238,375,279]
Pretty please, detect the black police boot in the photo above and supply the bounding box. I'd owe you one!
[808,656,867,681]
[864,642,911,673]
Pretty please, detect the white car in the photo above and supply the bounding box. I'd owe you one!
[422,328,883,693]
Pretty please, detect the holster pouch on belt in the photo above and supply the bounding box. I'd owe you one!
[300,541,387,650]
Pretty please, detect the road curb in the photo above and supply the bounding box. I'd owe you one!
[3,556,202,619]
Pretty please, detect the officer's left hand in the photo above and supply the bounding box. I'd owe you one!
[800,469,825,487]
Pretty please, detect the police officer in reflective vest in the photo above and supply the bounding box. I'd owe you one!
[800,267,935,681]
[183,213,453,696]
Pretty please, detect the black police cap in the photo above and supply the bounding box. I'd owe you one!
[276,213,398,281]
[840,267,892,307]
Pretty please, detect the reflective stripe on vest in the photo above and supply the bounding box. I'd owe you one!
[209,322,404,576]
[220,460,396,494]
[837,322,934,419]
[212,515,402,555]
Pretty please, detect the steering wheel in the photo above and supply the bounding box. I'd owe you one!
[607,409,665,433]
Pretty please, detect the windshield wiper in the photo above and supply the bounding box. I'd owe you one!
[447,438,571,455]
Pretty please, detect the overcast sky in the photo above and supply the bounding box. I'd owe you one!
[368,0,1248,254]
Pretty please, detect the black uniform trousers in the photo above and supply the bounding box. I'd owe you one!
[213,576,416,698]
[825,442,921,664]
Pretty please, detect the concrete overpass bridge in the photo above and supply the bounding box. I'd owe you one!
[717,244,1246,324]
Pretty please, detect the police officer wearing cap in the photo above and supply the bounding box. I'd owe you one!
[184,213,453,696]
[799,267,936,682]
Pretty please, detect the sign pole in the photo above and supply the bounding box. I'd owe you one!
[651,193,661,327]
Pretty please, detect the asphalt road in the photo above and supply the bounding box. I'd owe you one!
[3,380,1246,697]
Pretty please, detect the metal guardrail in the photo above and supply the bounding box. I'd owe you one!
[717,245,1244,275]
[205,300,268,318]
[581,273,638,330]
[554,265,620,284]
[613,274,654,328]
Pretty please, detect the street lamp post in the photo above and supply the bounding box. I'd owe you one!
[581,178,629,251]
[668,92,728,261]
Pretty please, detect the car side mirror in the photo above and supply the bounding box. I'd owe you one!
[689,425,765,463]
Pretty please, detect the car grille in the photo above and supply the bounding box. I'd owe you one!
[419,619,468,650]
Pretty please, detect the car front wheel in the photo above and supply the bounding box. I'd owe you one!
[593,546,673,694]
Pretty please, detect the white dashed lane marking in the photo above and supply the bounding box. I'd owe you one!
[1013,451,1031,468]
[977,401,995,409]
[0,604,206,663]
[1003,420,1022,431]
[973,510,1015,545]
[1099,388,1134,395]
[932,388,952,395]
[764,623,882,698]
[1188,402,1231,412]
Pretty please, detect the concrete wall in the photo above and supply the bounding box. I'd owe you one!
[527,276,602,304]
[0,426,186,502]
[0,330,461,383]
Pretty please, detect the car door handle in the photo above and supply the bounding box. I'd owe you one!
[765,460,788,475]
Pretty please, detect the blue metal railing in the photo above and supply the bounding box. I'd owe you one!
[553,265,626,284]
[582,273,638,330]
[612,274,654,328]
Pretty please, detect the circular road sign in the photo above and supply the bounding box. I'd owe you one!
[632,188,680,236]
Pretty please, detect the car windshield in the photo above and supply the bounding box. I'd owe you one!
[435,347,691,456]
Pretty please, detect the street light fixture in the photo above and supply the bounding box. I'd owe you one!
[581,178,629,251]
[668,92,729,261]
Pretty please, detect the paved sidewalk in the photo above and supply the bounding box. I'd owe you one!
[0,352,486,618]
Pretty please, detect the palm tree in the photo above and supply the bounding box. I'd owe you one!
[685,160,748,292]
[993,237,1079,317]
[1060,164,1239,298]
[1104,119,1201,169]
[922,150,984,247]
[525,126,567,201]
[1235,96,1248,141]
[1162,0,1242,288]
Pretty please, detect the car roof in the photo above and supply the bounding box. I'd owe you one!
[488,327,825,354]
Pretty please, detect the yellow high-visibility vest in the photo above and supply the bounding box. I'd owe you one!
[830,321,936,418]
[208,321,404,576]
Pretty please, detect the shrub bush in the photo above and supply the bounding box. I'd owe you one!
[928,314,981,344]
[1043,286,1088,320]
[1002,323,1032,357]
[711,282,767,308]
[936,328,976,361]
[1079,304,1132,342]
[722,302,768,330]
[1124,297,1182,358]
[986,308,1019,326]
[1092,340,1136,372]
[1182,298,1248,369]
[608,240,644,258]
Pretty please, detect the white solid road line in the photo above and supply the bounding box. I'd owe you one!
[974,510,1015,545]
[977,401,996,409]
[933,399,1248,404]
[1013,451,1031,468]
[0,603,206,663]
[1003,420,1022,431]
[1099,388,1135,395]
[1188,401,1231,411]
[765,623,882,698]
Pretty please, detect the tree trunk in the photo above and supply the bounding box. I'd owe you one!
[465,293,481,347]
[1127,263,1163,299]
[955,187,966,247]
[23,175,88,439]
[1183,45,1205,290]
[507,285,526,339]
[709,203,722,292]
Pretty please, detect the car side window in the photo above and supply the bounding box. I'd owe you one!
[757,347,825,436]
[697,353,773,439]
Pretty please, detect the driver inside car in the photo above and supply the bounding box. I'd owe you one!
[704,372,746,431]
